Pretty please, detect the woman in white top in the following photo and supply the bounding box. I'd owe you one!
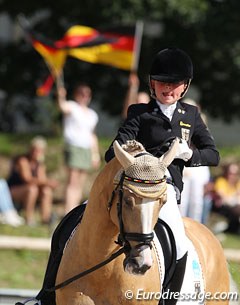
[57,82,100,214]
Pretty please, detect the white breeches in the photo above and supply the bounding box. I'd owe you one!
[159,183,188,260]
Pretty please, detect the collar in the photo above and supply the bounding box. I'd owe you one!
[156,100,177,120]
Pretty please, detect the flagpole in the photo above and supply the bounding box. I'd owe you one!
[41,56,65,87]
[131,20,144,72]
[55,69,65,90]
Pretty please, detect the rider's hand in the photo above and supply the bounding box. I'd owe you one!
[174,139,193,161]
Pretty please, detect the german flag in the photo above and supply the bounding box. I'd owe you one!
[55,25,117,49]
[65,25,135,70]
[32,25,125,95]
[36,74,55,96]
[28,36,66,96]
[20,17,138,95]
[24,22,135,72]
[32,38,67,76]
[30,25,132,74]
[19,18,68,78]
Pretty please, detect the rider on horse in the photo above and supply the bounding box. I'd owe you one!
[105,47,220,304]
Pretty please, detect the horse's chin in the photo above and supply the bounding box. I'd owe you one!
[123,246,153,275]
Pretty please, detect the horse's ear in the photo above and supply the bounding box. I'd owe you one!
[113,141,135,169]
[159,137,180,168]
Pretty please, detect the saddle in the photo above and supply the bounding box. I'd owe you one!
[35,205,86,305]
[20,204,177,305]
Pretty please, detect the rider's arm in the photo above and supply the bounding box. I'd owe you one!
[186,109,220,167]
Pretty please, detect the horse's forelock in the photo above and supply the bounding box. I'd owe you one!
[121,140,146,156]
[128,154,166,180]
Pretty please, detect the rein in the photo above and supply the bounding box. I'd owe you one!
[43,176,128,294]
[45,247,126,293]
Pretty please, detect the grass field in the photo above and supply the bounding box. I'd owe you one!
[221,234,240,291]
[0,248,48,289]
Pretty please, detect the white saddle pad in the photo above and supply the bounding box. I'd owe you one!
[153,235,205,305]
[177,237,205,304]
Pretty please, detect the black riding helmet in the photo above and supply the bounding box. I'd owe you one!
[149,48,193,98]
[150,48,193,83]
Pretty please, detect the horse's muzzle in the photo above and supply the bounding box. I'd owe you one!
[123,244,153,275]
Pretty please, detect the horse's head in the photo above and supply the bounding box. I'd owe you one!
[110,139,180,275]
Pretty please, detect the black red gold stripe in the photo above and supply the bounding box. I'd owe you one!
[124,175,166,185]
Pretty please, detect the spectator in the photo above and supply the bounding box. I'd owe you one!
[180,166,211,223]
[213,162,240,234]
[180,98,211,223]
[202,179,219,225]
[122,72,149,120]
[56,80,100,215]
[7,136,57,225]
[0,178,24,226]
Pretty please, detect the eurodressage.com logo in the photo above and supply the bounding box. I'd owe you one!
[124,288,239,303]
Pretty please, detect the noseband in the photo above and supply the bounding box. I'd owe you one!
[108,171,166,250]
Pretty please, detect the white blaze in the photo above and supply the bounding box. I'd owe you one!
[141,199,155,234]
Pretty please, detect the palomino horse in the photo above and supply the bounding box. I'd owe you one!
[56,139,229,305]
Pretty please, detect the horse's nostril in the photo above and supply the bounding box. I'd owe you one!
[124,255,152,275]
[138,264,151,274]
[127,257,139,268]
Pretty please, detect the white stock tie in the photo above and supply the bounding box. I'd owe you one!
[157,101,177,121]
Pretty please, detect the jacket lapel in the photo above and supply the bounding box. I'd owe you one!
[171,101,187,125]
[172,101,192,141]
[148,100,170,122]
[148,100,159,113]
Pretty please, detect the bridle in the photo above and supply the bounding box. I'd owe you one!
[108,170,167,250]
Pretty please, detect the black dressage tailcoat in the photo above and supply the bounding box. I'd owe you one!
[105,99,219,195]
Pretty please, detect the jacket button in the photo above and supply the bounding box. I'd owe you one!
[167,128,172,132]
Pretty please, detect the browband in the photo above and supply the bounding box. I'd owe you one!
[124,174,166,185]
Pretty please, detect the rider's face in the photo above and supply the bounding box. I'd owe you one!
[151,80,187,105]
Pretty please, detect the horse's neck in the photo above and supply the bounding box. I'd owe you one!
[74,160,121,260]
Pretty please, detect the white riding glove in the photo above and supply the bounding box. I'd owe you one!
[174,139,193,161]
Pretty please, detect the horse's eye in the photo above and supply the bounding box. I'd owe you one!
[124,196,134,208]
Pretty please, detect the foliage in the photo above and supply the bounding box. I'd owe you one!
[0,0,240,132]
[219,145,240,161]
